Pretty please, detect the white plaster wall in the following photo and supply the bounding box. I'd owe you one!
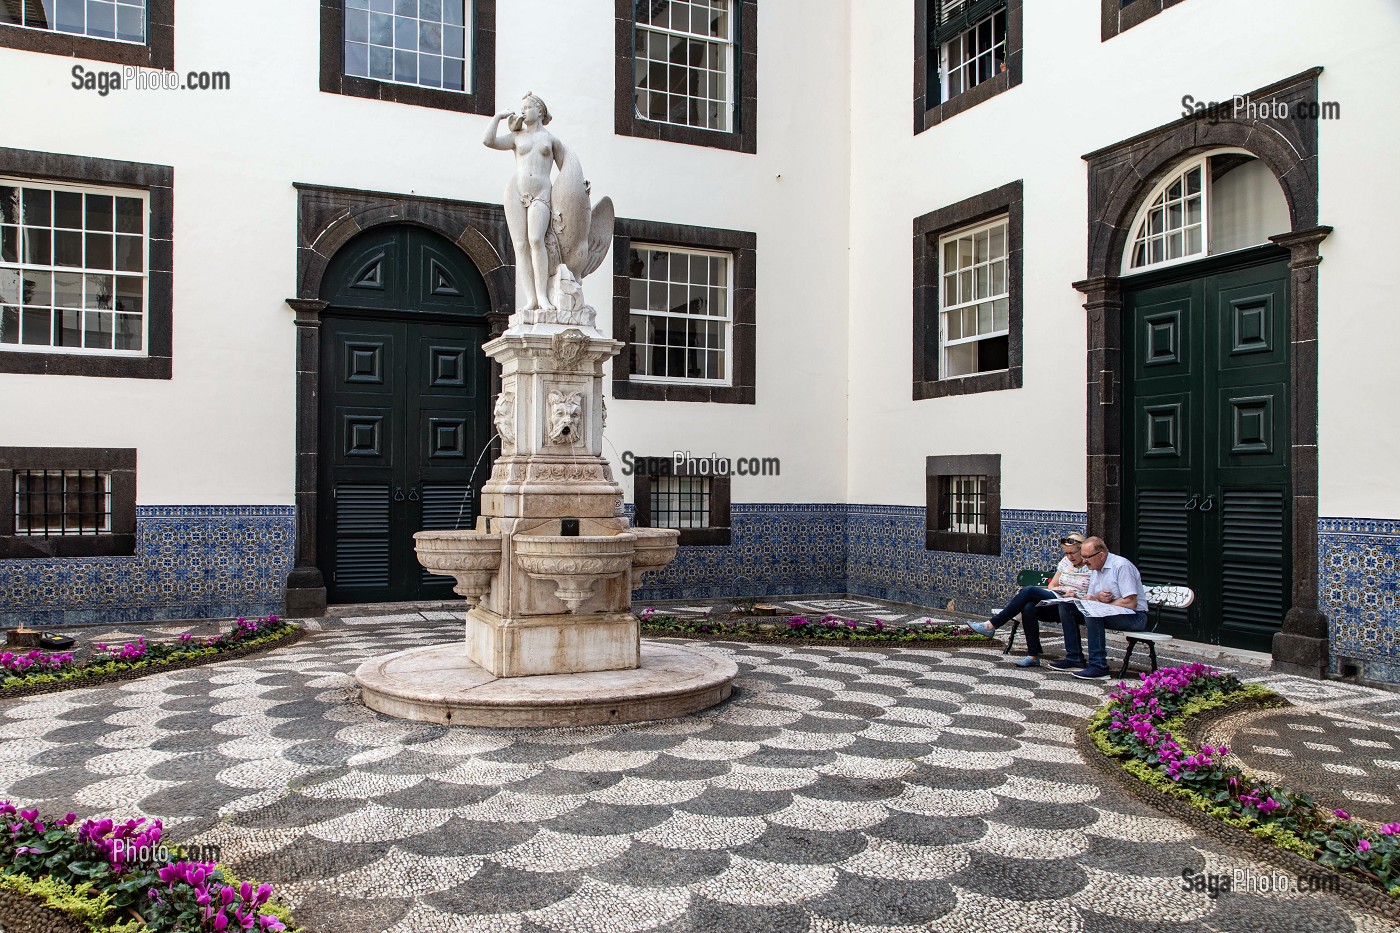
[846,0,1400,520]
[0,0,852,507]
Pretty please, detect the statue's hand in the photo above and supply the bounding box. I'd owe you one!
[495,110,515,121]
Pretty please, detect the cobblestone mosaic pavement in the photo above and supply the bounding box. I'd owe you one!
[1204,707,1400,824]
[2,608,1397,932]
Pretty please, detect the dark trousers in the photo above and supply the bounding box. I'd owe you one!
[1058,603,1149,669]
[990,585,1058,656]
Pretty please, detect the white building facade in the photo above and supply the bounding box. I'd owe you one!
[0,0,1395,684]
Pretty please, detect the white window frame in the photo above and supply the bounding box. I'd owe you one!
[342,0,473,94]
[937,215,1009,380]
[633,0,736,133]
[1123,158,1211,275]
[944,474,987,534]
[0,177,150,358]
[1,0,147,45]
[628,242,733,387]
[939,6,1007,102]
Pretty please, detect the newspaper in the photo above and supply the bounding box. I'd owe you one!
[1036,597,1136,618]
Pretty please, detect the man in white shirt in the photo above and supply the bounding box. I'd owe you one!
[1048,536,1150,680]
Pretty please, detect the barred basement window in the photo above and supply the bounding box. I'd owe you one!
[631,456,731,546]
[627,243,731,385]
[342,0,471,92]
[925,454,999,555]
[0,179,148,355]
[650,475,711,529]
[0,0,146,43]
[14,469,112,535]
[930,0,1006,104]
[940,474,986,534]
[633,0,734,133]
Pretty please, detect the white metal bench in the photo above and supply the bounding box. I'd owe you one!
[1115,584,1195,675]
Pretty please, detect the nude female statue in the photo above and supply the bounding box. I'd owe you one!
[483,92,613,321]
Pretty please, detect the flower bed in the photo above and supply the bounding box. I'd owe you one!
[638,608,989,644]
[1088,663,1400,898]
[1,801,296,932]
[1,616,299,698]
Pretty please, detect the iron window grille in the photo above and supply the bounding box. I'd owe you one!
[928,0,1007,104]
[0,0,146,43]
[633,0,735,132]
[649,475,711,529]
[0,179,149,356]
[14,469,113,536]
[627,243,731,385]
[940,474,987,535]
[342,0,471,93]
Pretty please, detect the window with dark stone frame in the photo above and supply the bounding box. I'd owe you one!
[0,146,172,380]
[925,454,1000,555]
[612,217,755,405]
[614,0,757,154]
[320,0,496,115]
[0,447,136,558]
[912,180,1022,400]
[0,0,174,70]
[632,461,731,547]
[914,0,1021,135]
[1102,0,1189,42]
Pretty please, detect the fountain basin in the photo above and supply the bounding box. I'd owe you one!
[513,533,636,612]
[629,527,680,589]
[414,530,503,606]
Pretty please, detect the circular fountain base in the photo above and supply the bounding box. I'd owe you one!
[356,641,738,727]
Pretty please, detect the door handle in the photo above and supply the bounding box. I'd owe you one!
[1199,495,1215,512]
[408,486,420,501]
[1183,495,1199,511]
[393,487,406,502]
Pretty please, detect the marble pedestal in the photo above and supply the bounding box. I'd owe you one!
[356,641,738,727]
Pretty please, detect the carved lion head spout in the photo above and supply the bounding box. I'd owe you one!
[493,392,516,448]
[547,389,583,445]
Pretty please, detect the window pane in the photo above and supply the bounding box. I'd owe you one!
[53,272,82,308]
[53,191,83,229]
[85,194,113,231]
[114,196,143,233]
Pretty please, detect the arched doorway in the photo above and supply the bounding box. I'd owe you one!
[1118,152,1293,651]
[316,225,493,604]
[1075,69,1332,674]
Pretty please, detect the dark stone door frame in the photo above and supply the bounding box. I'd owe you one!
[1073,68,1332,677]
[285,184,514,616]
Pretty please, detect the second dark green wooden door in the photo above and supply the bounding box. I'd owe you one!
[316,226,493,605]
[1123,252,1291,651]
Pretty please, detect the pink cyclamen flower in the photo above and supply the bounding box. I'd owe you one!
[1380,822,1400,836]
[1333,808,1350,821]
[1357,839,1372,853]
[1258,797,1280,815]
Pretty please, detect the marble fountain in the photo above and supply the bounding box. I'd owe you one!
[354,93,737,727]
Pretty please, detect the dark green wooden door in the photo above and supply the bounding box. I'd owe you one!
[1123,253,1291,651]
[316,227,492,605]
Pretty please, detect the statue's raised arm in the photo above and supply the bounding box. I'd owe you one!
[484,92,613,328]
